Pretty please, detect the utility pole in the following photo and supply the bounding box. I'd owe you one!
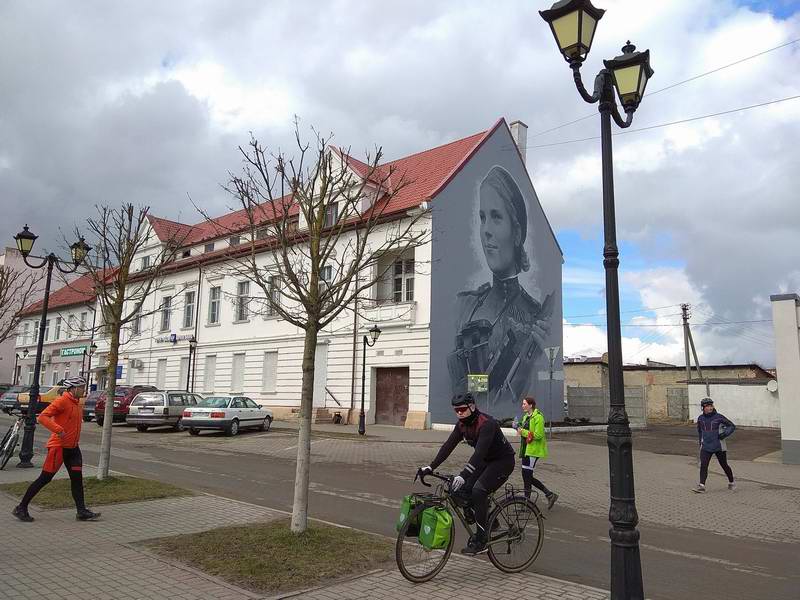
[681,304,692,385]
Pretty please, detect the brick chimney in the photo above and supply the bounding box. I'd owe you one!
[509,120,528,165]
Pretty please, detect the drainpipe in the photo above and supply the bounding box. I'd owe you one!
[350,296,359,424]
[191,265,202,393]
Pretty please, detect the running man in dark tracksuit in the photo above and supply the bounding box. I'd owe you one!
[693,397,736,493]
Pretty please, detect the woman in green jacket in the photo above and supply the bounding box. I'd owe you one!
[516,397,558,509]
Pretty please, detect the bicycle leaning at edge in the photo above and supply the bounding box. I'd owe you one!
[395,470,545,583]
[0,409,25,470]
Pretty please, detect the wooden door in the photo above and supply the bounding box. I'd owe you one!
[375,367,409,426]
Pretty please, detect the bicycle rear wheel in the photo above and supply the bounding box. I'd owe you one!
[395,505,455,583]
[486,496,544,573]
[0,431,19,470]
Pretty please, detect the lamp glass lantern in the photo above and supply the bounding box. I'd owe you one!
[14,225,37,257]
[539,0,605,63]
[22,348,29,358]
[89,343,97,355]
[70,237,91,265]
[369,324,381,344]
[604,43,654,109]
[189,336,198,350]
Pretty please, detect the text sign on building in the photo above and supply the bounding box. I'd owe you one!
[467,374,489,393]
[155,333,194,344]
[115,365,123,379]
[60,346,88,357]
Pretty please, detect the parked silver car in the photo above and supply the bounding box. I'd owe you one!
[182,395,272,436]
[127,391,203,432]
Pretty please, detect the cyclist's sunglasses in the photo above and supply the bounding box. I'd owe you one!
[453,405,471,414]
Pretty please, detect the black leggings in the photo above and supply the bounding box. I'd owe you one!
[699,450,734,484]
[464,454,516,538]
[521,456,552,499]
[19,447,86,511]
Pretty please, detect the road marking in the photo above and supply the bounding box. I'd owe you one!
[279,439,325,453]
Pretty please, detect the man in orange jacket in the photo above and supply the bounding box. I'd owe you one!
[12,376,100,522]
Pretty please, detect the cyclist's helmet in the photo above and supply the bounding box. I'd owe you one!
[62,376,87,389]
[451,393,475,407]
[700,397,714,408]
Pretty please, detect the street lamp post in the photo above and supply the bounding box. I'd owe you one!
[86,342,97,391]
[539,2,653,598]
[13,349,28,386]
[358,324,381,436]
[13,225,91,468]
[187,336,197,393]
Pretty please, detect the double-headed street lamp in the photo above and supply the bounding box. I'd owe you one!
[358,324,381,436]
[13,225,91,468]
[539,2,654,598]
[13,349,28,386]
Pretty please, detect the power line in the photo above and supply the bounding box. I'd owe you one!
[524,94,800,149]
[530,37,800,139]
[564,318,772,328]
[564,303,680,319]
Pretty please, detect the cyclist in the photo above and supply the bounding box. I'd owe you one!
[418,393,515,555]
[11,376,100,523]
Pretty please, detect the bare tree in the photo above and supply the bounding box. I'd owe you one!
[78,204,184,479]
[0,266,40,349]
[201,125,431,532]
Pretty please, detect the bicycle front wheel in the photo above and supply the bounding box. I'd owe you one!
[0,432,19,470]
[487,496,544,573]
[395,505,455,583]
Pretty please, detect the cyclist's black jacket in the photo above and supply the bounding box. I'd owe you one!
[430,410,515,479]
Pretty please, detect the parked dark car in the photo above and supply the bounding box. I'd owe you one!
[82,390,103,422]
[95,385,158,426]
[1,386,28,413]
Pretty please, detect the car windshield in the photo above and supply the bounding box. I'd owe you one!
[4,386,27,394]
[131,393,164,407]
[114,388,131,397]
[197,397,230,408]
[39,386,53,394]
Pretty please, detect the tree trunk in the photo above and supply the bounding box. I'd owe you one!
[290,324,319,533]
[97,325,120,480]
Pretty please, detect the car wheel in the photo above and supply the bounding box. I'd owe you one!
[174,418,185,432]
[260,416,272,432]
[96,417,104,427]
[83,416,92,423]
[226,419,239,437]
[189,428,200,436]
[136,425,148,433]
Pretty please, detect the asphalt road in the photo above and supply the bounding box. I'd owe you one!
[4,417,798,600]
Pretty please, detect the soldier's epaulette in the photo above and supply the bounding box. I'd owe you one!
[518,288,542,312]
[457,282,491,297]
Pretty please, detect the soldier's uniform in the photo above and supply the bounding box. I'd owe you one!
[447,276,552,411]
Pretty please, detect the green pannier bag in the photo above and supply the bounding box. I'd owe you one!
[396,495,421,536]
[418,507,453,550]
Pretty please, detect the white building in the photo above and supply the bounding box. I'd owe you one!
[17,118,564,428]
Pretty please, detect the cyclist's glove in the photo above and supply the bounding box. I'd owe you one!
[452,475,465,492]
[417,465,433,479]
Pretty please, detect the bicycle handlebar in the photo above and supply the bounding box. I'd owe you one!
[415,469,453,489]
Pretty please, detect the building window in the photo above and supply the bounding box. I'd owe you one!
[183,291,196,329]
[156,358,167,389]
[323,204,338,229]
[51,368,59,386]
[235,281,250,322]
[393,259,415,303]
[267,276,281,316]
[287,216,299,233]
[182,249,191,258]
[231,353,245,391]
[229,235,241,247]
[55,317,62,340]
[203,355,216,391]
[27,366,34,385]
[256,227,269,240]
[160,296,172,332]
[44,320,50,341]
[131,308,142,336]
[80,312,87,333]
[64,364,70,380]
[262,351,278,393]
[22,322,29,345]
[208,286,221,324]
[140,255,151,271]
[67,315,76,339]
[204,242,215,253]
[319,266,332,297]
[179,356,189,390]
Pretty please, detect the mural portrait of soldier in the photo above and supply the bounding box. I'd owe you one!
[447,165,554,415]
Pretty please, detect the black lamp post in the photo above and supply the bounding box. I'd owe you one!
[540,2,653,599]
[13,225,91,468]
[86,342,97,390]
[13,349,28,385]
[358,324,381,436]
[187,336,197,393]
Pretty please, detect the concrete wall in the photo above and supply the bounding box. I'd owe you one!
[771,294,800,464]
[688,382,780,428]
[566,385,646,424]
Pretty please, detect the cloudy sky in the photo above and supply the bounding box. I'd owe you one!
[1,0,798,367]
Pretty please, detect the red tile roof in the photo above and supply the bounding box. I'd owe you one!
[147,121,503,245]
[20,273,97,316]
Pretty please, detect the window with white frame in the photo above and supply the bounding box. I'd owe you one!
[67,315,75,339]
[44,319,50,341]
[64,364,70,380]
[208,286,221,324]
[393,259,415,302]
[160,296,172,332]
[131,307,142,336]
[229,235,241,247]
[55,317,62,340]
[51,368,59,386]
[22,322,29,345]
[27,366,34,385]
[80,312,87,333]
[262,351,278,393]
[235,281,250,321]
[156,358,167,389]
[140,255,151,271]
[319,265,332,297]
[231,353,245,391]
[267,276,281,316]
[183,291,196,329]
[204,242,215,253]
[203,355,216,391]
[323,203,338,228]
